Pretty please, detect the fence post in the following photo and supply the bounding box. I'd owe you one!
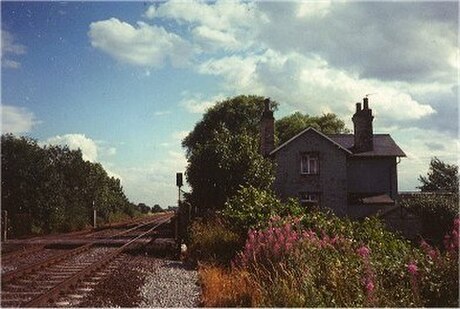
[2,210,7,241]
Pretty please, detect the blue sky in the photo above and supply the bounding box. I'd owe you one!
[2,1,458,207]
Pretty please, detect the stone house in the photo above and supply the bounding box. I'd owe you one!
[261,97,407,219]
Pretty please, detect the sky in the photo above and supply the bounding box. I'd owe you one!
[1,1,459,207]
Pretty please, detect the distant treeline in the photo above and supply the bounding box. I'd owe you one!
[1,134,146,237]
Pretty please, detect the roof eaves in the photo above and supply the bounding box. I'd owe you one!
[270,127,353,156]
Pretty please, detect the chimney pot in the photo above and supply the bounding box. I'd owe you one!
[264,98,271,111]
[356,103,362,112]
[363,97,369,109]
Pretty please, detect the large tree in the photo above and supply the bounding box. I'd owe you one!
[418,157,459,193]
[276,112,350,145]
[183,95,277,210]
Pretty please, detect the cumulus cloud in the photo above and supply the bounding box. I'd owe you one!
[1,105,40,133]
[145,0,261,52]
[42,134,99,162]
[392,127,459,191]
[117,150,188,206]
[171,130,190,141]
[198,50,435,124]
[88,18,193,68]
[180,93,226,114]
[1,30,26,69]
[257,1,458,83]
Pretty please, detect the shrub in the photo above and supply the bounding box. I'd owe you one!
[399,193,459,245]
[188,217,243,265]
[222,185,304,233]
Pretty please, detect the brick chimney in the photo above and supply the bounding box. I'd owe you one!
[260,98,275,157]
[352,97,374,152]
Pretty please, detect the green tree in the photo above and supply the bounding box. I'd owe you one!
[182,95,278,156]
[152,204,163,212]
[183,95,278,211]
[418,157,459,193]
[1,134,139,236]
[276,112,349,145]
[186,127,274,210]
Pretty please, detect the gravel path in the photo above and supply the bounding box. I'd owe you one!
[139,259,200,308]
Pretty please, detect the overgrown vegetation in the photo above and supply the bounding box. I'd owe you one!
[400,193,458,245]
[189,188,459,307]
[1,134,145,237]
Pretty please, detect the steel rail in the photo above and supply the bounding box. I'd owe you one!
[1,213,172,284]
[24,213,173,307]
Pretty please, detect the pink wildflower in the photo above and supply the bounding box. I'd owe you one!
[357,245,371,258]
[407,262,418,276]
[366,280,375,293]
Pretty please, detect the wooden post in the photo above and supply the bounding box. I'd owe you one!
[3,210,7,241]
[93,201,97,229]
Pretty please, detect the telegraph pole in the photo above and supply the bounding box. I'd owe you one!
[93,200,97,229]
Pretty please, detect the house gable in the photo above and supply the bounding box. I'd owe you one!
[270,127,352,156]
[272,128,348,216]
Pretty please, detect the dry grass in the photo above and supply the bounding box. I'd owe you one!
[199,264,254,307]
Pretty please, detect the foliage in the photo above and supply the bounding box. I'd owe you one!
[418,157,459,193]
[276,112,350,145]
[209,215,459,307]
[1,134,140,237]
[152,204,163,212]
[188,217,243,265]
[198,189,459,307]
[222,186,304,233]
[186,127,274,210]
[399,193,459,245]
[182,95,278,157]
[183,95,277,210]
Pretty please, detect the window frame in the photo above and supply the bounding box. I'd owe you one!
[300,152,320,175]
[299,192,321,207]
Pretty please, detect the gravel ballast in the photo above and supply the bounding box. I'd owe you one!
[139,259,200,308]
[79,253,200,307]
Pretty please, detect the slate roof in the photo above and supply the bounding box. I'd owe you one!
[327,134,406,157]
[269,128,406,157]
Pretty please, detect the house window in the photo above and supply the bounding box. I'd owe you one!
[299,192,321,208]
[301,153,319,175]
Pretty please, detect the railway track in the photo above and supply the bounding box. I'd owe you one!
[1,212,174,307]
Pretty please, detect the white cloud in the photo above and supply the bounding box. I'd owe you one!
[296,1,332,18]
[42,134,99,162]
[88,18,193,68]
[117,150,188,206]
[392,127,459,191]
[1,30,26,69]
[1,105,40,133]
[145,0,261,52]
[154,110,171,116]
[40,134,121,180]
[172,130,189,141]
[197,50,435,123]
[180,93,226,114]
